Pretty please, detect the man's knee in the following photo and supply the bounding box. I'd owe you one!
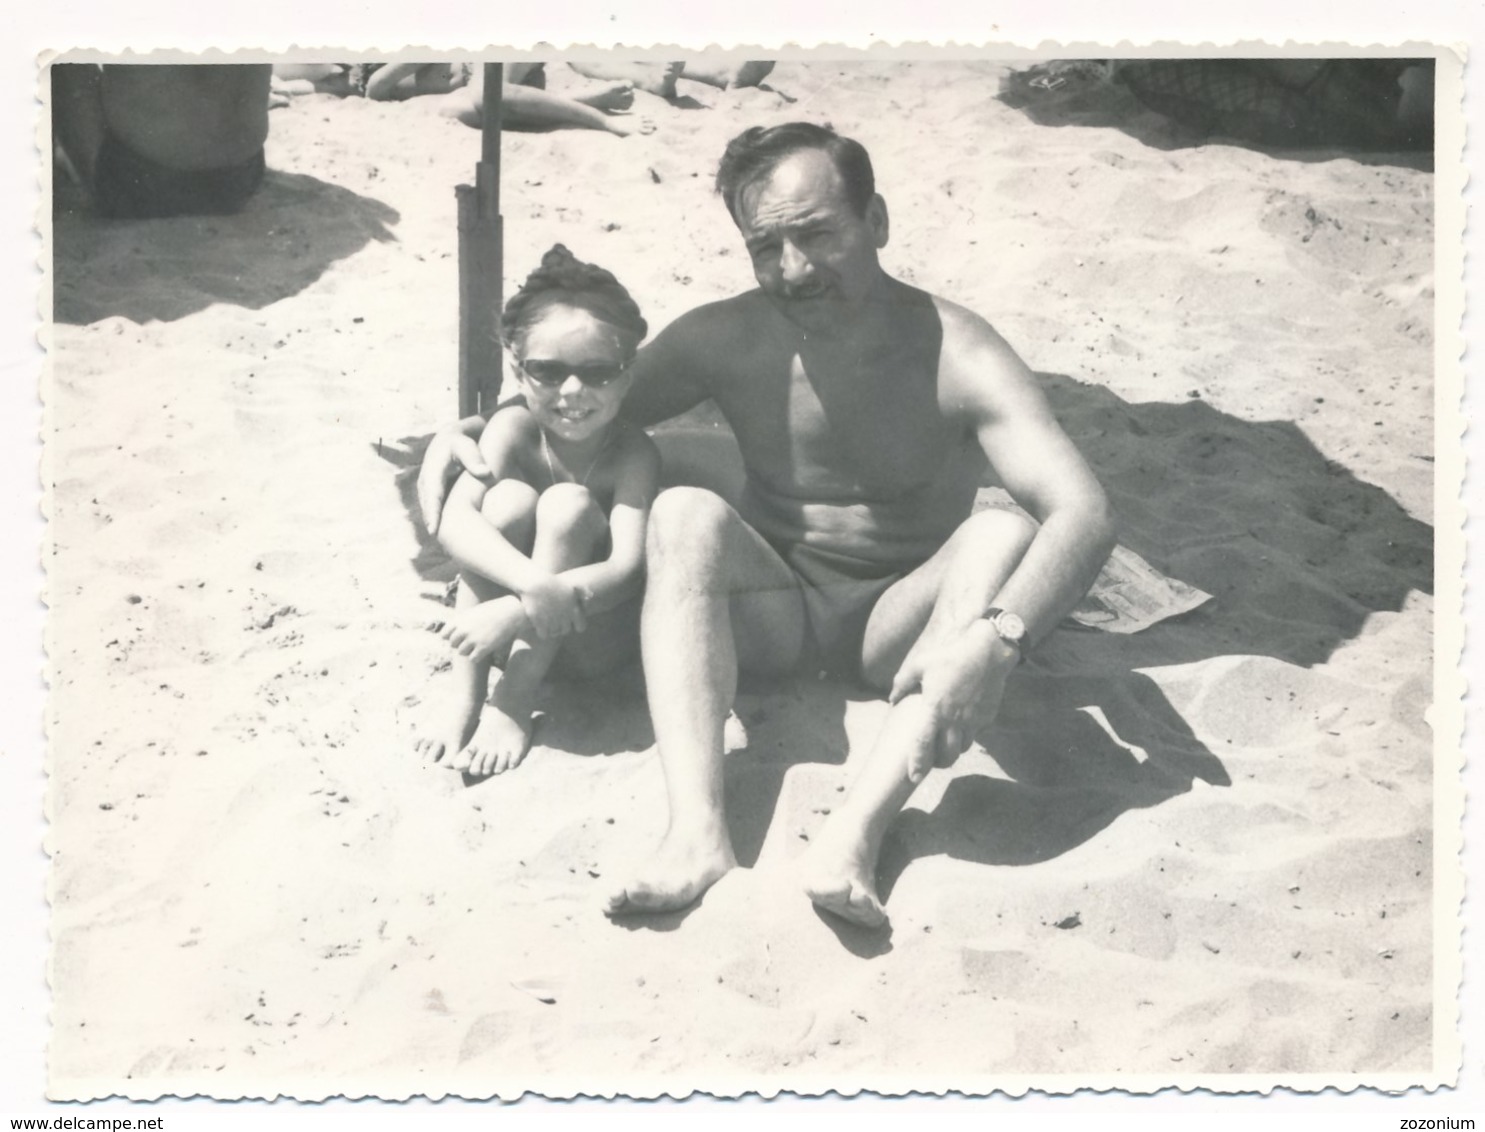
[647,486,732,558]
[956,507,1038,562]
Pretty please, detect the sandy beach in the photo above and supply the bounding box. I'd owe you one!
[44,58,1448,1098]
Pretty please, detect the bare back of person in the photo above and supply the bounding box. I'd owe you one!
[102,65,271,171]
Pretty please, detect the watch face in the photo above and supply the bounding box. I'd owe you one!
[996,611,1026,642]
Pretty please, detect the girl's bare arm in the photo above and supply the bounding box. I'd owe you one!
[557,430,661,614]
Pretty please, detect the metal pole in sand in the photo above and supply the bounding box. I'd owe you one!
[456,63,505,418]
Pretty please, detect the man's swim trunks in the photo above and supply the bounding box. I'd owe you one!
[774,540,909,680]
[93,129,266,220]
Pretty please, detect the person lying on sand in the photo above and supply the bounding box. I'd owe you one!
[417,245,661,778]
[363,62,655,137]
[419,123,1115,927]
[566,60,775,96]
[52,63,272,219]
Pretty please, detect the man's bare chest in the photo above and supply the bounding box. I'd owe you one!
[717,348,963,496]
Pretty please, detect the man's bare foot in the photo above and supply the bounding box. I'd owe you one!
[412,684,482,767]
[568,61,680,100]
[729,61,775,89]
[603,831,736,916]
[451,679,538,778]
[799,824,888,929]
[574,81,635,112]
[604,115,657,138]
[680,61,775,90]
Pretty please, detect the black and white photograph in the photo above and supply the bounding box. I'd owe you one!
[37,49,1461,1100]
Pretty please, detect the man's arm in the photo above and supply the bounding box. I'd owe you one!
[891,303,1116,772]
[617,307,718,428]
[952,306,1116,644]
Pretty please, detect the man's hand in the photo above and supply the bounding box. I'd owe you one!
[889,622,1015,784]
[417,427,492,538]
[519,575,587,640]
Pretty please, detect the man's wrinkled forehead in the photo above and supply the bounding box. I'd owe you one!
[734,150,852,231]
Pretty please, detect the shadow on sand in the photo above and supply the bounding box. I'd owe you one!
[875,369,1429,896]
[53,169,400,325]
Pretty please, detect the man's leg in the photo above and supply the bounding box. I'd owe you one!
[458,484,607,777]
[604,487,808,915]
[679,61,775,90]
[800,509,1037,927]
[566,61,682,99]
[441,70,648,136]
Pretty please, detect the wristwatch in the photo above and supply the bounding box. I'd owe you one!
[983,607,1027,651]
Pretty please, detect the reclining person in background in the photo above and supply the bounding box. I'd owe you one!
[361,62,654,137]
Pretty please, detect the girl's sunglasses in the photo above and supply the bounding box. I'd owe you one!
[519,359,628,388]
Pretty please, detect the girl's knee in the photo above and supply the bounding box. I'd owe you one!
[483,478,539,516]
[536,482,602,528]
[480,479,539,540]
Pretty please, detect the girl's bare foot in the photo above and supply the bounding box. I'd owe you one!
[428,596,523,664]
[412,682,483,767]
[452,673,538,778]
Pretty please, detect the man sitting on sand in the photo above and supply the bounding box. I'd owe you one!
[52,63,272,219]
[419,122,1116,928]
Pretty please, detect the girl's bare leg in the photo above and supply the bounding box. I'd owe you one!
[459,484,609,777]
[413,480,537,764]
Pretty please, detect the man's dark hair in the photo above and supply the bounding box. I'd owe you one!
[715,122,876,222]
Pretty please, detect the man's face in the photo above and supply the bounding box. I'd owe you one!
[734,148,888,335]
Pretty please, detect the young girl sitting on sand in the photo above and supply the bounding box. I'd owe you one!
[416,245,660,778]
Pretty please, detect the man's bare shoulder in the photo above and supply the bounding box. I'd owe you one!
[928,295,1028,372]
[660,290,774,350]
[924,294,1042,420]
